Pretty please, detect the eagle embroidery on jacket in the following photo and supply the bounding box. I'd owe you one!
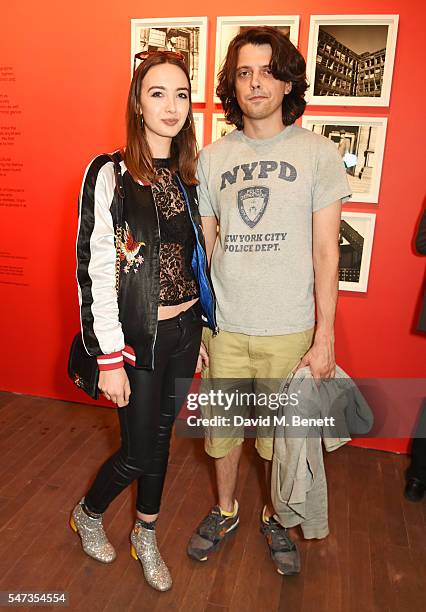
[117,222,145,274]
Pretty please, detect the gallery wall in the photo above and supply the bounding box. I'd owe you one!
[1,0,425,453]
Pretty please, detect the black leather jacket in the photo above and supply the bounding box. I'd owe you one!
[76,152,216,369]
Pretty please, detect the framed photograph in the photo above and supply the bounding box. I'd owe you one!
[211,113,236,143]
[306,15,399,106]
[302,115,388,203]
[339,212,376,292]
[131,17,208,102]
[214,15,300,103]
[193,112,204,149]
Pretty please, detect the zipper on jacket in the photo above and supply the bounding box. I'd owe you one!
[175,176,218,334]
[150,189,161,369]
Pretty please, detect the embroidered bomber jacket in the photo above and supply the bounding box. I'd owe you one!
[76,152,216,371]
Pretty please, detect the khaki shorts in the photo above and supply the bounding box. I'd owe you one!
[200,327,314,461]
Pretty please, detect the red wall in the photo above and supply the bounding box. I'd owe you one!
[1,1,425,453]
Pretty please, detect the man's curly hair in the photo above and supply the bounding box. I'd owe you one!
[216,26,308,129]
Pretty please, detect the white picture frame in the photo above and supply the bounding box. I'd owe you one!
[306,14,399,107]
[131,17,208,103]
[302,115,388,203]
[211,113,236,143]
[214,15,300,103]
[339,212,376,292]
[193,112,204,149]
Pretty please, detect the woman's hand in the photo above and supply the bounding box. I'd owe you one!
[195,341,209,374]
[98,368,131,407]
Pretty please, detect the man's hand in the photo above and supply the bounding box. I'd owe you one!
[299,333,335,380]
[98,368,131,407]
[195,341,209,374]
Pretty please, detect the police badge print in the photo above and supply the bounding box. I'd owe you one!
[238,187,269,228]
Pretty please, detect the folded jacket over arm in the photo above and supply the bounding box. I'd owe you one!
[271,365,373,539]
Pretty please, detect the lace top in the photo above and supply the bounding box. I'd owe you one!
[151,159,199,306]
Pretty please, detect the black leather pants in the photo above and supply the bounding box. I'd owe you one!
[84,303,202,515]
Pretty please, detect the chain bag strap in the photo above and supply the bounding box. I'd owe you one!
[111,151,124,294]
[110,152,124,297]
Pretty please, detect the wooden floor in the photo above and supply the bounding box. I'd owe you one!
[0,391,424,612]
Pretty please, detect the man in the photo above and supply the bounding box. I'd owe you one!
[187,27,351,575]
[405,210,426,502]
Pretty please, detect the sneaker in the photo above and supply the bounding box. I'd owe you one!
[404,477,425,502]
[187,500,239,561]
[261,512,300,575]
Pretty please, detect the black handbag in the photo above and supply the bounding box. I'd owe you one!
[68,151,125,399]
[68,333,101,399]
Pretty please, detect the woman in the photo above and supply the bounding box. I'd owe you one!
[71,51,216,591]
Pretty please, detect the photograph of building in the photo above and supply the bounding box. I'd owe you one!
[134,27,199,87]
[131,18,208,102]
[339,218,364,283]
[315,123,376,188]
[193,112,204,149]
[212,114,235,142]
[302,116,388,203]
[339,213,376,292]
[314,24,388,98]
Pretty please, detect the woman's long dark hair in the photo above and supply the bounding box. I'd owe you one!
[124,52,197,185]
[217,27,308,130]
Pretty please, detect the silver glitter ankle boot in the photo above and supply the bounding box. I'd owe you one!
[70,498,116,563]
[130,522,172,591]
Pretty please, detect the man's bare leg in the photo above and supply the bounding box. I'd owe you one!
[187,443,242,561]
[215,444,243,512]
[263,459,275,519]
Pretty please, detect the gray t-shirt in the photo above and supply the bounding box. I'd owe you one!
[198,124,352,336]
